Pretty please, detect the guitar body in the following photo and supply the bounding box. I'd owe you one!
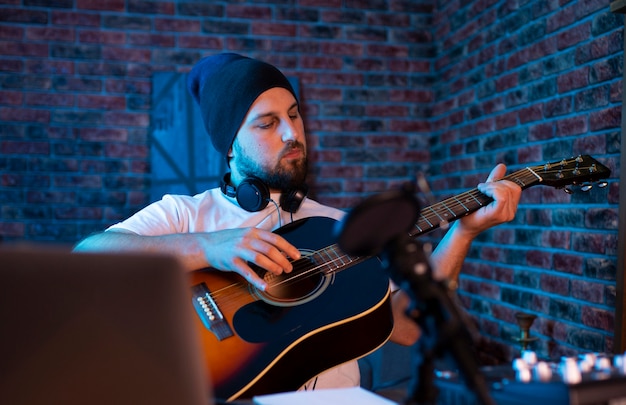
[189,216,394,401]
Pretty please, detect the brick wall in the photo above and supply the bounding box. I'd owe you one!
[0,0,622,360]
[428,0,622,360]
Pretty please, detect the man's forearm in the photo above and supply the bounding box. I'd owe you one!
[429,222,475,281]
[73,231,206,271]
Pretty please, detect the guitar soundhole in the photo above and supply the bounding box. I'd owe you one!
[254,258,331,307]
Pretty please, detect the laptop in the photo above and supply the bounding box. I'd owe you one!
[0,244,214,405]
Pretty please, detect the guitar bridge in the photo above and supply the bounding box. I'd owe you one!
[191,282,233,341]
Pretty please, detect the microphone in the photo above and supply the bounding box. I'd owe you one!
[335,183,496,405]
[335,182,420,257]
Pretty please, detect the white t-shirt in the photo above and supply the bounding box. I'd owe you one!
[107,188,361,390]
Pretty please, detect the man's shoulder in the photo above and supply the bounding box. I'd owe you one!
[299,197,346,221]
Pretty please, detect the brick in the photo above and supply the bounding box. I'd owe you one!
[585,208,619,230]
[0,108,50,124]
[367,44,409,58]
[226,4,271,19]
[104,143,148,158]
[590,55,622,83]
[346,27,387,42]
[103,15,152,31]
[79,30,126,45]
[585,257,617,281]
[54,206,103,220]
[27,190,76,204]
[152,49,202,65]
[77,128,128,142]
[102,47,151,63]
[103,111,149,127]
[553,253,584,275]
[178,3,224,17]
[154,18,202,32]
[557,66,589,93]
[26,27,74,42]
[51,44,101,60]
[0,90,23,105]
[77,94,126,110]
[528,250,552,269]
[51,11,100,27]
[571,280,604,304]
[0,59,23,72]
[128,0,175,15]
[77,191,126,206]
[0,41,48,57]
[77,0,125,12]
[558,23,590,50]
[53,174,102,188]
[178,35,222,50]
[540,273,570,295]
[51,110,102,125]
[2,173,50,188]
[0,8,48,24]
[589,106,620,131]
[128,33,175,47]
[0,222,25,238]
[581,306,614,331]
[26,60,74,74]
[300,25,342,39]
[549,298,581,322]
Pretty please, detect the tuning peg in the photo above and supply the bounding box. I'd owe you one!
[563,187,573,194]
[580,183,593,192]
[597,181,608,188]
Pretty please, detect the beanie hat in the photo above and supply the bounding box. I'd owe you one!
[187,53,298,158]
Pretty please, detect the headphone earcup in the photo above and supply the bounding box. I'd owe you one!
[220,173,237,198]
[236,176,270,212]
[280,185,308,214]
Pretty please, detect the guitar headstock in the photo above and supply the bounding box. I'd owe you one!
[528,155,611,191]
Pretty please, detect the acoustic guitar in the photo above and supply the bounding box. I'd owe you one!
[189,155,610,401]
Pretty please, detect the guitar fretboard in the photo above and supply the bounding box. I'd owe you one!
[409,167,541,237]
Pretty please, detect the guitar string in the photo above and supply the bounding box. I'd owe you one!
[207,163,595,299]
[256,165,586,291]
[412,164,587,231]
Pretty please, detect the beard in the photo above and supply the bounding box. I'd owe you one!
[232,140,308,190]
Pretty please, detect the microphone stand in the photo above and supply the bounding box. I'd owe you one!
[382,234,496,405]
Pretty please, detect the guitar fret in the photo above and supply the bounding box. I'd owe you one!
[421,213,434,227]
[327,247,346,267]
[452,196,470,213]
[316,250,334,271]
[440,200,456,218]
[318,247,342,273]
[468,191,484,206]
[428,206,444,222]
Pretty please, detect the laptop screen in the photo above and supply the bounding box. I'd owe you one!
[0,245,214,405]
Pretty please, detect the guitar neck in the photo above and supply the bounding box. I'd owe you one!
[318,155,610,273]
[409,167,541,238]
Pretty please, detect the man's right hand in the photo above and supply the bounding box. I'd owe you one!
[198,227,301,290]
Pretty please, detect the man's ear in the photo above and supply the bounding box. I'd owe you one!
[225,147,234,168]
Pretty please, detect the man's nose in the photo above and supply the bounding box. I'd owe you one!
[280,120,299,142]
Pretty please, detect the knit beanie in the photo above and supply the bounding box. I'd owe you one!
[187,53,298,158]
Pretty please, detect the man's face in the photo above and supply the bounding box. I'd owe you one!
[228,87,308,191]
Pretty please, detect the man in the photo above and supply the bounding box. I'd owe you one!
[74,53,521,392]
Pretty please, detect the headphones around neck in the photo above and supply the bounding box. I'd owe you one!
[220,173,308,213]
